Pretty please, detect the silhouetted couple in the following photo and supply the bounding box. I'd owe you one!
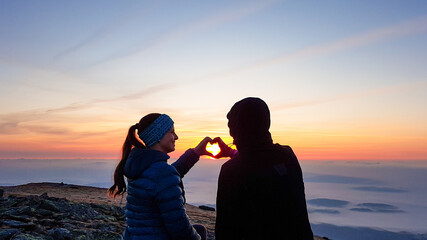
[109,97,313,240]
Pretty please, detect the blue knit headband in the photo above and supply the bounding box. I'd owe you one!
[138,114,174,148]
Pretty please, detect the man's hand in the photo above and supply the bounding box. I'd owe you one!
[212,137,237,159]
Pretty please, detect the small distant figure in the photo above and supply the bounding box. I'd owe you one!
[109,113,212,240]
[214,97,314,240]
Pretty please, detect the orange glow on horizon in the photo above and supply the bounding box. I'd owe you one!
[1,124,426,160]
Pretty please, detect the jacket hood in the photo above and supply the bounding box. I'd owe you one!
[227,97,273,150]
[124,148,170,179]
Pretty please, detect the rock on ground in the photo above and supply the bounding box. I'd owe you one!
[0,192,124,240]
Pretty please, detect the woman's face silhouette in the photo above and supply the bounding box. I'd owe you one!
[156,126,178,153]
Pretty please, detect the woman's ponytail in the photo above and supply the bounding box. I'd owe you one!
[108,124,144,197]
[108,113,161,197]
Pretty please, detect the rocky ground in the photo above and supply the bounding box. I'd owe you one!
[0,183,327,240]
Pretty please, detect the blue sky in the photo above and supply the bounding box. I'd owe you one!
[1,0,427,159]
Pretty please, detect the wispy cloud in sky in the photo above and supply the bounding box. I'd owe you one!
[272,80,427,111]
[86,0,283,68]
[46,82,177,113]
[0,82,176,135]
[52,3,150,61]
[254,15,427,69]
[196,15,427,80]
[0,108,73,135]
[138,0,282,50]
[152,15,427,94]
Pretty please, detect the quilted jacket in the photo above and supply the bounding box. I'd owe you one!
[123,148,201,240]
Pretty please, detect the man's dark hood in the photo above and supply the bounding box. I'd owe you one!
[227,97,273,150]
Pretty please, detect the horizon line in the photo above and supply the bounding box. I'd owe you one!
[1,157,426,161]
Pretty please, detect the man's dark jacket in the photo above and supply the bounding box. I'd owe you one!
[215,144,313,240]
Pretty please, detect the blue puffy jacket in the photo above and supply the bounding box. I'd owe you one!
[123,148,201,240]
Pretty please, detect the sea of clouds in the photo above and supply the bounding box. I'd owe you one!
[1,158,427,240]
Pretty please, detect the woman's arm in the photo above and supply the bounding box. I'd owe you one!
[172,137,213,177]
[172,148,199,177]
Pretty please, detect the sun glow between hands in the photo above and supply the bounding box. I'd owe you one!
[206,142,221,157]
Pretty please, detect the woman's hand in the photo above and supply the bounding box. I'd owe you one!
[193,137,214,157]
[212,137,237,159]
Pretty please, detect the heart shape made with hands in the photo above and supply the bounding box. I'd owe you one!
[206,142,221,157]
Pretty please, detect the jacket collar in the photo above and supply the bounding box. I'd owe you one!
[124,148,170,179]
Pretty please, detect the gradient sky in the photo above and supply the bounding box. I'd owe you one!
[1,0,426,160]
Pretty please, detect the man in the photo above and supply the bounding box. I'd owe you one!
[214,97,313,240]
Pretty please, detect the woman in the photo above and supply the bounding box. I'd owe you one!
[109,113,210,240]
